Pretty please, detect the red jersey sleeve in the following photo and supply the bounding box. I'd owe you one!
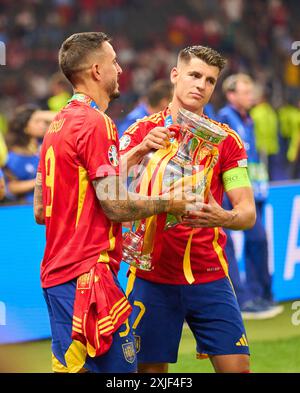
[219,129,248,173]
[119,121,150,155]
[76,112,119,180]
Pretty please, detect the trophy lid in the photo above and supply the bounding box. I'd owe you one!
[177,108,227,145]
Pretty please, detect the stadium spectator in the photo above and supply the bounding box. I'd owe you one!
[118,79,173,136]
[120,45,256,373]
[34,32,195,373]
[0,130,7,167]
[278,96,300,179]
[203,102,217,119]
[218,73,284,319]
[46,72,72,112]
[250,84,281,181]
[0,168,5,200]
[3,105,54,204]
[0,0,298,127]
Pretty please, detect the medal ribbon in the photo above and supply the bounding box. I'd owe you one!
[69,93,100,110]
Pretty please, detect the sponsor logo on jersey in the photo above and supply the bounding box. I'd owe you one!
[235,334,249,347]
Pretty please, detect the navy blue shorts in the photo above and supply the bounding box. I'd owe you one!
[43,277,137,373]
[127,275,249,363]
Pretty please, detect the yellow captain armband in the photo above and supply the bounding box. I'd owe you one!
[222,167,251,192]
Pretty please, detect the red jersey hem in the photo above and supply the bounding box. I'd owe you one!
[41,260,107,288]
[134,269,226,285]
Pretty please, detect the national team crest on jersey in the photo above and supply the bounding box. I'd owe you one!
[122,341,136,363]
[108,145,119,167]
[77,272,92,290]
[119,134,131,151]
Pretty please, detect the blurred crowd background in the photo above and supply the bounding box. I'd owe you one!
[0,0,300,204]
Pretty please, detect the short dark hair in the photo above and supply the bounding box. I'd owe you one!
[178,45,226,72]
[58,32,110,84]
[7,104,39,148]
[146,79,173,107]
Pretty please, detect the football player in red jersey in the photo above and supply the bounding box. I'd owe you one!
[120,46,256,373]
[33,32,195,373]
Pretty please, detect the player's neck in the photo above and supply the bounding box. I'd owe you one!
[170,99,204,122]
[73,86,109,112]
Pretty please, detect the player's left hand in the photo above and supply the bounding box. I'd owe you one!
[182,191,230,228]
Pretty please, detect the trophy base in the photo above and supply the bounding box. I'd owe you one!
[122,250,153,271]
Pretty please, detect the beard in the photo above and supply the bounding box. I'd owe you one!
[107,79,120,101]
[109,90,120,100]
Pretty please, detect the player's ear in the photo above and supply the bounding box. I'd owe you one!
[91,63,101,81]
[170,67,178,84]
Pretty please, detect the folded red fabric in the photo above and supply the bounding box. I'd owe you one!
[72,263,132,357]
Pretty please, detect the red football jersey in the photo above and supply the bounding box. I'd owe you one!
[120,108,248,284]
[39,99,122,288]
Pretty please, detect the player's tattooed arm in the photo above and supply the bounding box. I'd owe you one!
[92,175,195,222]
[34,172,45,225]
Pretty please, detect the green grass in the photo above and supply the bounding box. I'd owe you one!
[1,301,299,373]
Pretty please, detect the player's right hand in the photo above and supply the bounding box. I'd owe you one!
[139,127,174,154]
[162,172,205,217]
[166,192,200,217]
[161,179,199,217]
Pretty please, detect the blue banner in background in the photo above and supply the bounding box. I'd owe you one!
[265,182,300,301]
[226,181,300,302]
[1,181,300,344]
[0,205,49,344]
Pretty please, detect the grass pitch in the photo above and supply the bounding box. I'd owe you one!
[0,301,299,373]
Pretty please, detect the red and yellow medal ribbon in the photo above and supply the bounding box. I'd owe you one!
[136,141,178,255]
[182,146,219,284]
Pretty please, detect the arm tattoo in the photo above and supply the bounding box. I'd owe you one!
[93,176,170,222]
[34,172,45,224]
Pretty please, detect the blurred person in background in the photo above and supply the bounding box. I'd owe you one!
[46,72,72,112]
[0,168,5,200]
[3,105,55,203]
[117,79,173,137]
[0,129,7,167]
[278,95,300,179]
[0,0,297,120]
[203,102,216,119]
[120,46,256,373]
[250,84,282,181]
[218,73,284,319]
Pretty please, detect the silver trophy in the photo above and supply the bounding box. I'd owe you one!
[122,108,227,271]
